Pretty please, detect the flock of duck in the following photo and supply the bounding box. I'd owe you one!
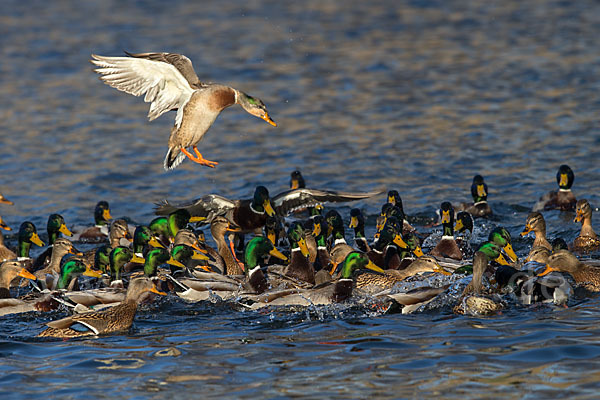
[0,51,599,339]
[0,165,599,338]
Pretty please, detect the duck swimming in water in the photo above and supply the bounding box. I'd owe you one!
[455,175,493,218]
[572,199,600,253]
[533,164,577,212]
[430,202,462,260]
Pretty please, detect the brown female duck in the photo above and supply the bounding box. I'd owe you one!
[521,212,552,263]
[539,250,600,292]
[39,277,165,338]
[91,52,276,170]
[572,199,600,252]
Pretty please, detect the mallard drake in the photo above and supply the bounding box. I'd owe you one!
[243,236,288,293]
[430,202,462,260]
[149,209,204,246]
[311,215,330,272]
[173,228,221,273]
[384,232,424,270]
[82,219,132,267]
[0,193,13,205]
[32,214,74,271]
[325,210,354,272]
[75,201,113,242]
[157,186,380,233]
[39,277,166,338]
[454,211,474,258]
[91,52,277,170]
[488,227,518,263]
[247,252,384,308]
[455,175,493,218]
[356,255,450,294]
[34,238,83,290]
[533,165,577,212]
[264,216,286,248]
[349,208,370,253]
[13,221,45,271]
[366,217,407,268]
[55,258,103,291]
[539,249,600,292]
[268,222,314,285]
[572,199,600,252]
[290,170,306,190]
[521,212,552,262]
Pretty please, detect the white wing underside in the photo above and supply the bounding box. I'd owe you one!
[91,54,194,125]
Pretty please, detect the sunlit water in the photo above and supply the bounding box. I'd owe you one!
[1,0,600,398]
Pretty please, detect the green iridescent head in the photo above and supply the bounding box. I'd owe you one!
[94,201,112,226]
[144,248,184,277]
[341,252,384,279]
[477,242,509,266]
[488,227,517,262]
[47,214,73,245]
[17,221,44,258]
[251,186,275,216]
[245,236,287,270]
[94,245,112,274]
[57,258,101,290]
[109,246,134,281]
[287,222,309,257]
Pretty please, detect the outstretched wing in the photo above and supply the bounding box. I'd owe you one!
[272,188,383,216]
[124,51,204,88]
[90,53,195,122]
[155,194,236,223]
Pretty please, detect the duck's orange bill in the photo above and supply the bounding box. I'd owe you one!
[150,284,167,296]
[538,265,555,277]
[520,225,532,236]
[262,113,277,127]
[433,264,452,276]
[18,268,37,280]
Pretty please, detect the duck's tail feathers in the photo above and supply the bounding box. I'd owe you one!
[164,147,186,171]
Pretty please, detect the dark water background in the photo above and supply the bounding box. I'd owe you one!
[1,0,600,398]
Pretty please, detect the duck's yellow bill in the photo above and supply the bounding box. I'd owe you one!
[312,223,321,238]
[83,266,103,278]
[495,253,510,266]
[167,258,186,269]
[148,237,164,249]
[393,234,408,249]
[189,216,206,223]
[131,254,146,264]
[413,246,424,257]
[365,260,385,274]
[269,247,288,262]
[441,210,451,224]
[263,200,275,217]
[504,243,518,262]
[477,184,486,197]
[291,180,299,190]
[267,231,277,245]
[30,233,45,247]
[559,173,568,187]
[192,251,209,261]
[59,223,73,237]
[349,216,358,229]
[454,219,464,232]
[103,209,113,221]
[298,238,309,257]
